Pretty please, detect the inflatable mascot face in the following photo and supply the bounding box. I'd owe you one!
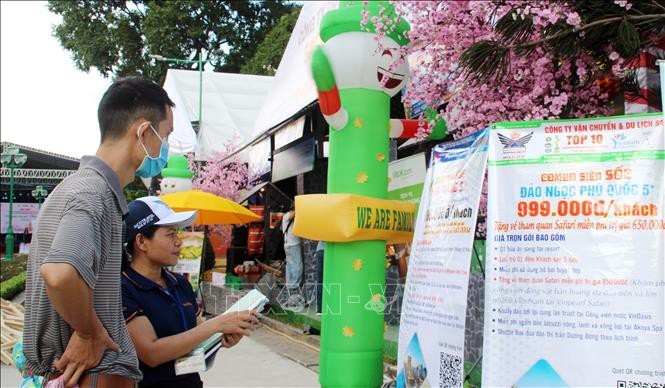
[324,32,409,97]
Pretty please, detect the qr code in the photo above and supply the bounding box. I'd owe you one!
[617,381,665,388]
[439,352,462,387]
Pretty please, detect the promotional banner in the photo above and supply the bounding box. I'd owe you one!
[484,114,664,386]
[397,129,489,387]
[172,231,204,293]
[388,152,426,204]
[1,203,39,234]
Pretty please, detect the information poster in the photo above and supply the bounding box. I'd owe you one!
[172,231,204,293]
[484,114,664,386]
[1,203,39,234]
[397,129,488,387]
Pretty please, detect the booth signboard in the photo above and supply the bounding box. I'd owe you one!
[387,152,426,204]
[271,137,316,182]
[274,116,306,150]
[484,113,664,386]
[248,137,271,181]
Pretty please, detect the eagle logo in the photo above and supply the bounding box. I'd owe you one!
[497,132,534,148]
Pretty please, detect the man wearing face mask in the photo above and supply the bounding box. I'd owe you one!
[23,76,174,388]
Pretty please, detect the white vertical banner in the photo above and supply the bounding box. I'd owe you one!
[483,114,664,386]
[252,1,339,138]
[397,129,488,387]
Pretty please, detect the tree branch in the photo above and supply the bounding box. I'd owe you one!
[651,0,665,12]
[507,14,665,50]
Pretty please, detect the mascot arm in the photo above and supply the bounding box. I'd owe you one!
[311,46,348,131]
[389,108,448,140]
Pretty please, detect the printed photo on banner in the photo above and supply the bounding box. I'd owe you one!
[171,231,204,292]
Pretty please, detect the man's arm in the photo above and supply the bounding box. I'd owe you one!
[40,263,101,336]
[41,262,120,388]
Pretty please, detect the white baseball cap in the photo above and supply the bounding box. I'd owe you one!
[125,196,197,243]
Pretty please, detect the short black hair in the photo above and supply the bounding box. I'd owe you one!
[97,76,175,142]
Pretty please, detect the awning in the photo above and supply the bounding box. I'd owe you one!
[236,182,293,206]
[237,182,269,205]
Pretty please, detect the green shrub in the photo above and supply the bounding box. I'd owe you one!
[0,271,26,300]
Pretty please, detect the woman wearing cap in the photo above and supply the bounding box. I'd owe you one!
[121,196,257,388]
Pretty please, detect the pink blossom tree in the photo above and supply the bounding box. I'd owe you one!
[393,1,655,137]
[368,0,663,237]
[188,138,249,245]
[189,139,249,202]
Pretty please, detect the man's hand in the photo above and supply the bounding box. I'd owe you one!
[53,327,121,388]
[221,333,242,348]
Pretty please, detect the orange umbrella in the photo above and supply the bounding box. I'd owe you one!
[160,190,262,225]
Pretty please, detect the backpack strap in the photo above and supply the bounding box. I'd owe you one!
[285,216,295,234]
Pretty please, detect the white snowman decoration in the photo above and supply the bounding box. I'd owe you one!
[160,154,193,194]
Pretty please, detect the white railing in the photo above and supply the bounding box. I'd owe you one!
[1,168,75,184]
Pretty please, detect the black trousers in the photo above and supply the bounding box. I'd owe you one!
[315,249,324,313]
[139,374,202,388]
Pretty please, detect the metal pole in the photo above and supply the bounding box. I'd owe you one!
[198,51,203,128]
[5,164,15,260]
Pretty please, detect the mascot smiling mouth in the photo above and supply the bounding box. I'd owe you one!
[377,67,404,89]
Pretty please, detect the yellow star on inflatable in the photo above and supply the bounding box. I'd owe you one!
[376,153,385,162]
[342,326,355,337]
[352,258,364,271]
[354,117,364,128]
[371,294,382,302]
[356,172,368,184]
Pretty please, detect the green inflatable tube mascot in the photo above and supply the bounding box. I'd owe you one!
[302,2,447,387]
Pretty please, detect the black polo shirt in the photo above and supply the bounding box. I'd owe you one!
[121,266,201,387]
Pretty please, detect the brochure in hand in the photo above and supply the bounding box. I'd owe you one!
[174,289,269,375]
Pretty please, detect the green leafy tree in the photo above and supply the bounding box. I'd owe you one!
[48,0,296,81]
[124,177,150,203]
[240,6,301,76]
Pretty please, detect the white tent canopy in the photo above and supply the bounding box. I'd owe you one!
[163,69,274,160]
